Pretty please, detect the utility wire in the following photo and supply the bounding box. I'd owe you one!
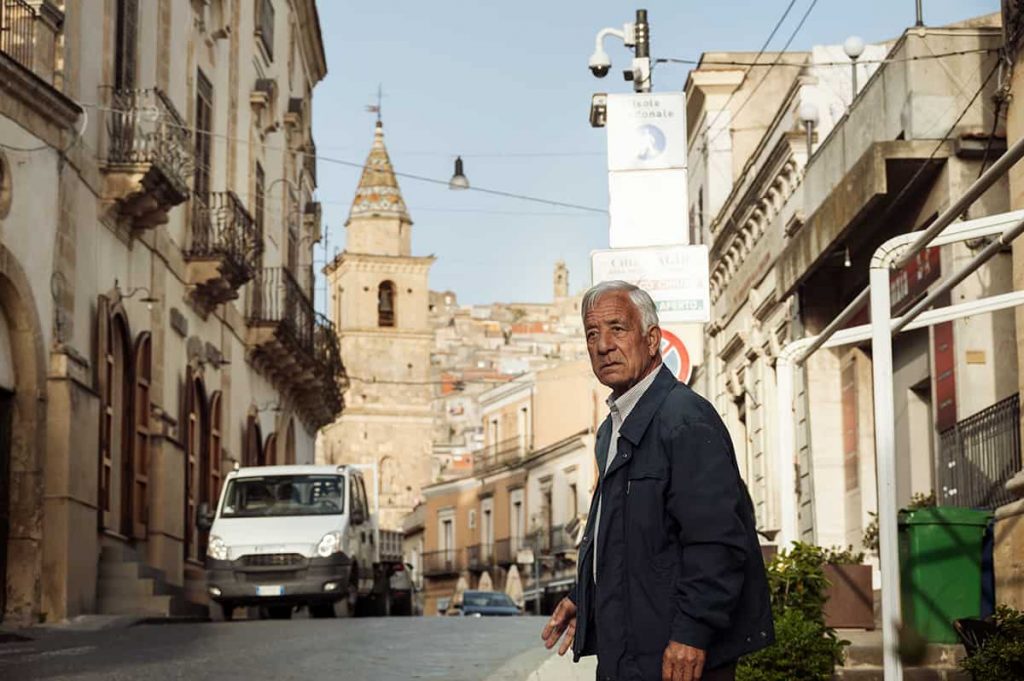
[698,0,799,151]
[86,103,607,215]
[657,46,997,69]
[704,0,821,151]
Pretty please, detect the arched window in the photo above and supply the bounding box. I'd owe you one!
[206,391,223,510]
[284,419,296,465]
[185,372,206,563]
[264,432,278,466]
[244,413,264,467]
[97,296,133,535]
[131,332,152,539]
[377,281,396,327]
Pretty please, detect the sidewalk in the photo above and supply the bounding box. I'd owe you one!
[485,647,596,681]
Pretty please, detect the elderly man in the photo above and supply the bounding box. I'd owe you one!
[541,281,773,681]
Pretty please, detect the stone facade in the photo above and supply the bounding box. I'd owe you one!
[691,15,1011,568]
[0,0,339,624]
[318,123,435,531]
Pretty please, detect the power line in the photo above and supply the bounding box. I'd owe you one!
[657,46,997,69]
[86,103,608,215]
[698,0,799,152]
[704,0,821,151]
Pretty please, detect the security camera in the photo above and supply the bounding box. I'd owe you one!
[589,49,611,78]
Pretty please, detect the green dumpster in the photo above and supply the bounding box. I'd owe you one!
[898,507,992,644]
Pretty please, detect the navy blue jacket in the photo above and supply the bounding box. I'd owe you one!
[569,366,773,679]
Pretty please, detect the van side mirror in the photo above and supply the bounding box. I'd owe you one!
[197,502,214,532]
[350,507,365,526]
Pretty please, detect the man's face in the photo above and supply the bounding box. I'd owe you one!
[584,291,661,395]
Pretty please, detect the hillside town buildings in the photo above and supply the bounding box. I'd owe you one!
[0,0,339,624]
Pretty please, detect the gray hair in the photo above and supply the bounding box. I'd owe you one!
[581,281,660,332]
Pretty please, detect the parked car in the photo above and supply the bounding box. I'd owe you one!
[446,590,523,617]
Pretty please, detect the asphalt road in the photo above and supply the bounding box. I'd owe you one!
[2,615,553,681]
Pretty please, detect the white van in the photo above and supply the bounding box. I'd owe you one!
[198,464,377,621]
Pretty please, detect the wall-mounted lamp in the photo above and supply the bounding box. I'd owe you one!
[115,279,160,310]
[448,156,469,190]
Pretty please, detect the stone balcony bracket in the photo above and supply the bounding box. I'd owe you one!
[100,87,194,231]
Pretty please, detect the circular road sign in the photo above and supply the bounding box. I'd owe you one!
[660,329,692,384]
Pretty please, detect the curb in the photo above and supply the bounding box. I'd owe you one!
[483,645,553,681]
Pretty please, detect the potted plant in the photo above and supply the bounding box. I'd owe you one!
[823,545,874,630]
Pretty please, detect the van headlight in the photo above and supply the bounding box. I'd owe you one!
[316,531,344,558]
[207,535,229,561]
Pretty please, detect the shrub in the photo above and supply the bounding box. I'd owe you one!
[824,545,865,565]
[959,605,1024,681]
[737,608,847,681]
[737,543,849,681]
[862,491,936,553]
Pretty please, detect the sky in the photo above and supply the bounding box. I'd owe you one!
[311,0,999,309]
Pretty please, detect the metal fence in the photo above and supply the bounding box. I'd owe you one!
[105,87,193,189]
[473,437,526,474]
[422,549,462,577]
[246,267,315,353]
[187,191,262,275]
[937,393,1020,510]
[1,0,35,68]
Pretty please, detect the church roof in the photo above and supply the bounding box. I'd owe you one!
[347,121,411,224]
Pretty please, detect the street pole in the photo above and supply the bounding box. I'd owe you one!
[634,9,651,93]
[915,0,924,27]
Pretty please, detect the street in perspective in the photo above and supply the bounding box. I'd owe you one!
[3,0,1024,680]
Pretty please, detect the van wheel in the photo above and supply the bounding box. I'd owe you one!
[309,602,333,619]
[210,602,234,622]
[334,578,358,618]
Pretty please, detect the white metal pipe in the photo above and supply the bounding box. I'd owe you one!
[893,216,1024,333]
[869,265,903,681]
[797,210,1024,365]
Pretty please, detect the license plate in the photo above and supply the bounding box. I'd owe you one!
[257,585,283,596]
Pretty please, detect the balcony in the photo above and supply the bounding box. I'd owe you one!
[494,537,523,567]
[246,268,344,429]
[473,437,527,475]
[101,87,193,231]
[185,192,262,311]
[422,549,462,578]
[1,0,62,84]
[467,543,495,572]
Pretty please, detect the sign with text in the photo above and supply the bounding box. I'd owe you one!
[591,245,710,323]
[606,92,689,249]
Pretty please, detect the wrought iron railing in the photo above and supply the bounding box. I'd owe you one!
[1,0,34,67]
[246,267,315,353]
[187,191,262,277]
[313,312,345,394]
[422,549,462,576]
[105,88,193,190]
[473,437,527,474]
[937,393,1021,510]
[494,537,524,565]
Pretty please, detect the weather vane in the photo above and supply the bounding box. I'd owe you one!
[365,83,383,123]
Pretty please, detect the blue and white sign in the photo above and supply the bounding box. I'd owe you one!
[606,93,689,248]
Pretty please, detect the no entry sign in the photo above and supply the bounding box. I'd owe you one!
[660,329,692,384]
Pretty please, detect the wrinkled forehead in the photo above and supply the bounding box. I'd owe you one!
[584,291,640,326]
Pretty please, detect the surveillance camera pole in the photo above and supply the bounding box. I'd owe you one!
[634,9,651,93]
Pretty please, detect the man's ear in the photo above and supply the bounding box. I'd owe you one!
[648,326,662,357]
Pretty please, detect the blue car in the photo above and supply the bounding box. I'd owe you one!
[447,590,523,617]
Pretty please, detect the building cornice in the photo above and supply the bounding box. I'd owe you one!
[0,54,81,149]
[324,251,436,276]
[291,0,327,83]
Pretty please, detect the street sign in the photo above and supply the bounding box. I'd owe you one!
[606,92,689,248]
[516,548,535,565]
[660,329,692,384]
[591,245,710,323]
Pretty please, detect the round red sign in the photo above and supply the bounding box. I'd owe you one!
[660,329,692,384]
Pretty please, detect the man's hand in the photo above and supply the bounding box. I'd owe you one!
[540,597,577,656]
[662,641,706,681]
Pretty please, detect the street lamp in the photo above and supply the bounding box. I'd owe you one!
[843,36,865,102]
[588,9,652,93]
[798,102,819,160]
[448,156,469,190]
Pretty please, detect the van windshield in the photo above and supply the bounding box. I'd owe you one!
[220,475,345,518]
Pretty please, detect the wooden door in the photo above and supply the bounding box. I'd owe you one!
[131,333,151,540]
[0,389,13,622]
